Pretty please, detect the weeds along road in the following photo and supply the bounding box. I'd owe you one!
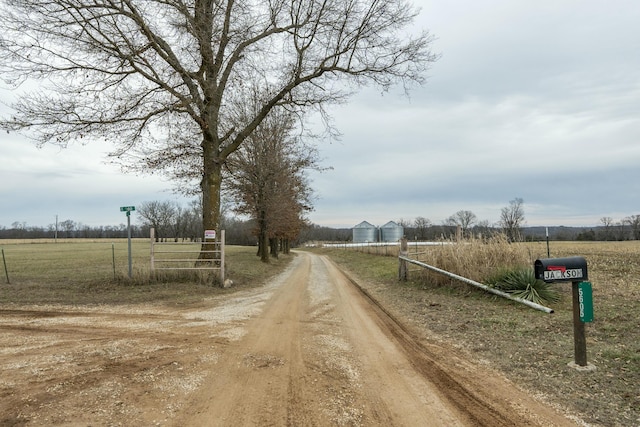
[0,251,577,426]
[175,252,574,426]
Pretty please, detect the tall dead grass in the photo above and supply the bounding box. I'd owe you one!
[411,234,534,286]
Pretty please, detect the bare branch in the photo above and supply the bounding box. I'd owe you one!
[0,0,438,237]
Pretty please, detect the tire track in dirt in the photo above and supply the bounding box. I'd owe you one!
[175,252,576,426]
[321,254,576,426]
[0,306,223,425]
[174,251,327,426]
[0,252,578,426]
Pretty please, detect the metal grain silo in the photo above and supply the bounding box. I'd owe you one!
[380,221,404,242]
[352,221,377,243]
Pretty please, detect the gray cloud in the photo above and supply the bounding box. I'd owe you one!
[2,0,639,230]
[306,0,640,228]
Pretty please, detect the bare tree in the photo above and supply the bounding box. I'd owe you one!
[599,216,614,241]
[59,219,76,238]
[137,200,177,241]
[623,214,640,240]
[613,220,628,241]
[184,199,204,241]
[227,107,319,262]
[0,0,437,259]
[446,210,477,238]
[413,216,432,240]
[268,174,312,258]
[499,198,525,242]
[171,204,190,241]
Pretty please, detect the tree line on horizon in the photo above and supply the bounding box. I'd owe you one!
[3,201,639,243]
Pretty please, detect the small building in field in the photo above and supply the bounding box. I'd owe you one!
[380,221,404,242]
[352,221,377,243]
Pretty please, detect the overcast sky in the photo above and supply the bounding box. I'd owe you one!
[2,0,639,230]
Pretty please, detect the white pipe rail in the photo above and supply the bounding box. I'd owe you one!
[399,255,554,314]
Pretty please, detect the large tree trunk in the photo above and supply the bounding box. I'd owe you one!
[257,210,269,263]
[269,238,279,259]
[199,138,222,261]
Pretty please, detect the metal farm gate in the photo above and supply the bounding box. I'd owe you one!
[150,228,225,281]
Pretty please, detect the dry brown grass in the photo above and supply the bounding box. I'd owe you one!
[351,235,535,285]
[413,235,532,285]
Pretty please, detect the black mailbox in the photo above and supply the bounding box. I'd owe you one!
[534,256,588,283]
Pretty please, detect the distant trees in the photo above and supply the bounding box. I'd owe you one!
[137,200,203,242]
[446,210,477,238]
[184,200,205,242]
[0,222,135,239]
[624,215,640,240]
[298,225,351,243]
[414,217,432,240]
[4,196,640,244]
[597,216,627,241]
[474,219,492,238]
[499,198,525,242]
[576,229,597,241]
[137,201,176,242]
[599,217,614,240]
[59,220,76,238]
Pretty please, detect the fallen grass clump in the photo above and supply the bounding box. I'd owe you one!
[485,267,560,305]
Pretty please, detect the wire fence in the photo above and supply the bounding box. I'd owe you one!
[0,239,146,284]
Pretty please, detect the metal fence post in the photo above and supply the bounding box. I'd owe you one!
[220,230,225,282]
[150,227,155,272]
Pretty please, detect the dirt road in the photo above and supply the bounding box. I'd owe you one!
[0,252,576,426]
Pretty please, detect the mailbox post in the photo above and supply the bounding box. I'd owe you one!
[534,257,594,368]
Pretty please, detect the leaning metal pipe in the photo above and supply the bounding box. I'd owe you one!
[399,256,554,314]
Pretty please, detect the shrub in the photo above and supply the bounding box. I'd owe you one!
[485,267,560,305]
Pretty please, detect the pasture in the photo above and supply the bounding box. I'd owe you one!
[0,240,289,305]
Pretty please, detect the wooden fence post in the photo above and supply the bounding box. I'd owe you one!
[398,236,408,281]
[2,248,10,284]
